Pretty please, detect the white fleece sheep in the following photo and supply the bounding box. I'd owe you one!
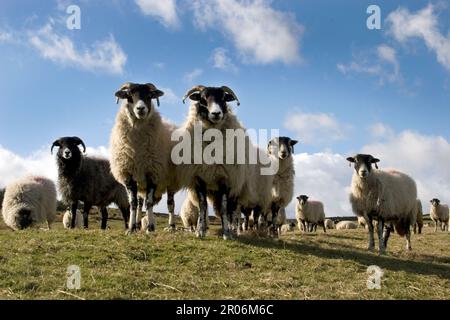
[429,198,449,232]
[1,176,56,230]
[110,82,186,234]
[336,221,358,230]
[280,223,295,234]
[348,154,417,253]
[357,216,367,229]
[324,219,335,229]
[295,196,326,233]
[178,86,246,240]
[62,209,83,229]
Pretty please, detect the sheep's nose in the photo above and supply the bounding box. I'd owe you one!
[211,111,221,117]
[281,151,287,157]
[136,106,145,111]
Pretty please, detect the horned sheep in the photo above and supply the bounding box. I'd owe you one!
[1,176,56,230]
[347,154,417,253]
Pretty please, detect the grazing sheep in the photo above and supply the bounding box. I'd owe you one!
[347,154,417,253]
[280,222,295,234]
[180,85,246,240]
[324,219,335,230]
[1,176,56,230]
[429,198,449,232]
[358,216,367,229]
[335,220,358,230]
[52,136,130,230]
[267,137,297,236]
[295,195,326,233]
[414,199,423,234]
[62,209,83,229]
[111,82,185,234]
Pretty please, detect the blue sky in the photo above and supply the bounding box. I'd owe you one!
[1,0,450,216]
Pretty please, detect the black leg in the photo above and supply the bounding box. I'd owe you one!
[195,179,208,239]
[83,202,92,229]
[367,215,375,251]
[270,203,280,237]
[70,202,78,229]
[253,207,261,230]
[119,205,129,229]
[144,178,157,233]
[100,207,108,230]
[125,178,138,234]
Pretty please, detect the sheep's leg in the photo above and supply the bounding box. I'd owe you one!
[119,206,129,229]
[242,208,251,231]
[83,202,92,229]
[367,215,375,251]
[145,181,156,234]
[195,180,207,239]
[125,179,138,235]
[165,191,176,231]
[377,218,385,254]
[253,207,261,230]
[383,225,391,248]
[136,197,144,229]
[413,223,417,234]
[221,194,233,241]
[434,219,438,232]
[321,222,326,233]
[405,222,412,251]
[70,202,78,229]
[100,207,108,230]
[270,204,280,238]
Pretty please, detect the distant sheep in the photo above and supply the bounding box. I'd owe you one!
[324,219,335,230]
[413,199,423,234]
[1,176,56,230]
[62,209,83,229]
[336,221,358,230]
[347,154,417,253]
[357,216,367,229]
[429,198,449,232]
[295,195,326,233]
[280,222,295,234]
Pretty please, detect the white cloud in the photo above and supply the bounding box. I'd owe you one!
[192,0,303,64]
[386,4,450,70]
[159,87,179,104]
[368,122,395,140]
[284,111,351,145]
[135,0,179,28]
[0,30,13,43]
[183,68,203,83]
[337,45,401,84]
[211,47,238,73]
[28,23,127,75]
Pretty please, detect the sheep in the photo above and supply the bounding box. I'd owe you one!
[357,216,367,229]
[62,209,83,229]
[413,199,423,234]
[267,137,297,236]
[1,176,56,230]
[429,198,449,232]
[280,222,295,234]
[179,85,246,240]
[347,154,417,253]
[324,219,335,230]
[295,195,326,233]
[335,220,358,230]
[52,136,130,230]
[111,83,186,235]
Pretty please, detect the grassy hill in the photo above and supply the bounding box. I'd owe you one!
[0,211,448,300]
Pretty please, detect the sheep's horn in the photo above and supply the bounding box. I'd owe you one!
[182,85,206,104]
[72,137,86,153]
[51,139,61,155]
[221,86,240,106]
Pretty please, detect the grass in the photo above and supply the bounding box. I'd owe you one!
[0,211,449,300]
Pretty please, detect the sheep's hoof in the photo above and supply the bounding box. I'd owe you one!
[145,224,156,234]
[223,232,234,241]
[368,245,375,252]
[196,230,206,239]
[125,228,137,236]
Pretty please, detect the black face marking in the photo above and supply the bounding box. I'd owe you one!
[430,198,440,206]
[297,195,309,204]
[16,209,32,229]
[347,154,380,175]
[52,137,85,164]
[268,136,298,159]
[195,87,229,123]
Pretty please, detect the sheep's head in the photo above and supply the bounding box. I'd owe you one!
[115,83,164,121]
[51,136,86,163]
[14,208,33,230]
[183,85,240,126]
[430,198,441,207]
[347,154,380,179]
[268,137,298,160]
[297,195,309,206]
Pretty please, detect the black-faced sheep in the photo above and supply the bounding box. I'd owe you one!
[179,85,245,240]
[52,136,130,230]
[429,198,449,232]
[347,154,417,253]
[111,83,185,234]
[1,176,56,230]
[295,195,326,233]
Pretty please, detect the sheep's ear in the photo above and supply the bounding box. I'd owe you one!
[188,93,201,102]
[151,89,164,99]
[371,158,380,164]
[290,140,299,146]
[346,157,355,163]
[51,140,61,155]
[115,89,130,104]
